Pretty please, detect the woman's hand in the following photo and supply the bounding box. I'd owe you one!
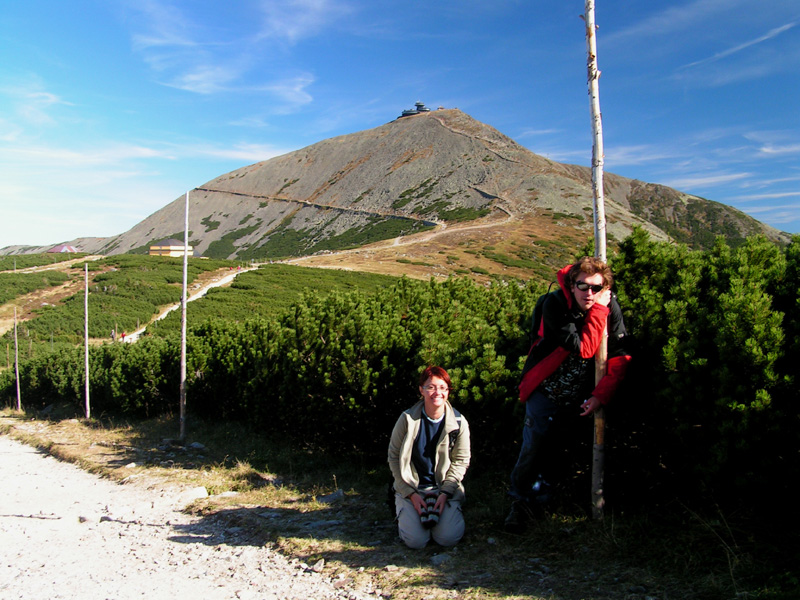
[433,493,447,514]
[407,492,426,515]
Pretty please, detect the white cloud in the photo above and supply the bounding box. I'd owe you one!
[0,143,169,168]
[0,136,293,175]
[0,79,73,127]
[758,143,800,156]
[262,75,315,108]
[604,145,677,166]
[167,64,242,94]
[534,147,587,164]
[183,142,290,162]
[256,0,353,43]
[663,172,751,189]
[122,0,322,112]
[679,22,797,69]
[733,191,800,201]
[0,177,187,245]
[129,0,199,51]
[229,116,270,128]
[605,0,750,43]
[0,118,24,142]
[739,203,800,226]
[517,128,561,138]
[125,0,249,95]
[671,56,792,87]
[741,131,800,157]
[741,175,800,187]
[606,0,800,89]
[0,132,268,244]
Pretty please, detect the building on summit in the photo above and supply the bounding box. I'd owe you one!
[399,101,433,118]
[148,238,194,257]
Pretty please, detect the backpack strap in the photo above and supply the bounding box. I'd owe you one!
[448,407,462,452]
[530,281,561,344]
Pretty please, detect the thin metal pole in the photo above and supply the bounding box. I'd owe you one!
[14,307,21,411]
[179,190,189,441]
[84,262,91,419]
[585,0,608,520]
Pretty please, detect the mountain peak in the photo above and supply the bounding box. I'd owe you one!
[12,109,786,279]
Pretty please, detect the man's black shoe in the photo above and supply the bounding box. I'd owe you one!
[504,501,532,533]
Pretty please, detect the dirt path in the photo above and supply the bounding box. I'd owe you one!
[124,266,259,342]
[287,207,514,266]
[0,263,258,342]
[0,257,105,337]
[0,434,357,600]
[1,255,104,274]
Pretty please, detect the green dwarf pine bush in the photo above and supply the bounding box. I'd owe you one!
[4,233,799,513]
[611,229,798,508]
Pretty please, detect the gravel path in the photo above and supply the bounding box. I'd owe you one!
[0,435,358,600]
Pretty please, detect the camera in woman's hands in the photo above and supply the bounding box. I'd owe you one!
[419,492,441,529]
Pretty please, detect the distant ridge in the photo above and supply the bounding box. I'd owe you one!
[2,108,789,279]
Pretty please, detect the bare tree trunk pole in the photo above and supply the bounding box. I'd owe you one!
[84,262,91,419]
[14,307,22,411]
[585,0,608,520]
[179,190,189,442]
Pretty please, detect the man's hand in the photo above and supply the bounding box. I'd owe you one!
[580,396,602,416]
[596,288,612,307]
[433,493,447,514]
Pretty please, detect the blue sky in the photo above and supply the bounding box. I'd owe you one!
[1,0,798,248]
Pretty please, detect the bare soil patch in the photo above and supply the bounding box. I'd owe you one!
[0,257,105,337]
[288,212,583,283]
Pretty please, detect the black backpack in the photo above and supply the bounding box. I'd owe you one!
[529,283,559,345]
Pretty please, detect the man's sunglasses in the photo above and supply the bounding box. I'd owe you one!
[575,281,605,293]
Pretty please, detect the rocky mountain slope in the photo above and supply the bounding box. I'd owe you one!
[4,109,788,280]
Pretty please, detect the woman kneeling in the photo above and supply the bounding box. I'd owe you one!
[388,366,471,548]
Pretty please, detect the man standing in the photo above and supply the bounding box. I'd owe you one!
[505,257,631,531]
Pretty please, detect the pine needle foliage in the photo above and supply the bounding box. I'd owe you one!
[610,228,799,513]
[0,271,71,305]
[3,231,799,517]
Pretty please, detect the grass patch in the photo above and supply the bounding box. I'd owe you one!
[551,212,583,222]
[2,255,234,347]
[201,216,221,232]
[393,179,436,210]
[483,251,537,270]
[149,264,399,332]
[278,178,299,194]
[0,253,85,271]
[0,270,71,304]
[204,224,261,259]
[241,218,435,261]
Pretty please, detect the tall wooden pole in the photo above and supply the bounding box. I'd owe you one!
[14,307,22,411]
[585,0,608,520]
[179,190,189,441]
[84,263,91,419]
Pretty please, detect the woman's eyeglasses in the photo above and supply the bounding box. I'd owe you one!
[574,281,605,293]
[423,385,449,393]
